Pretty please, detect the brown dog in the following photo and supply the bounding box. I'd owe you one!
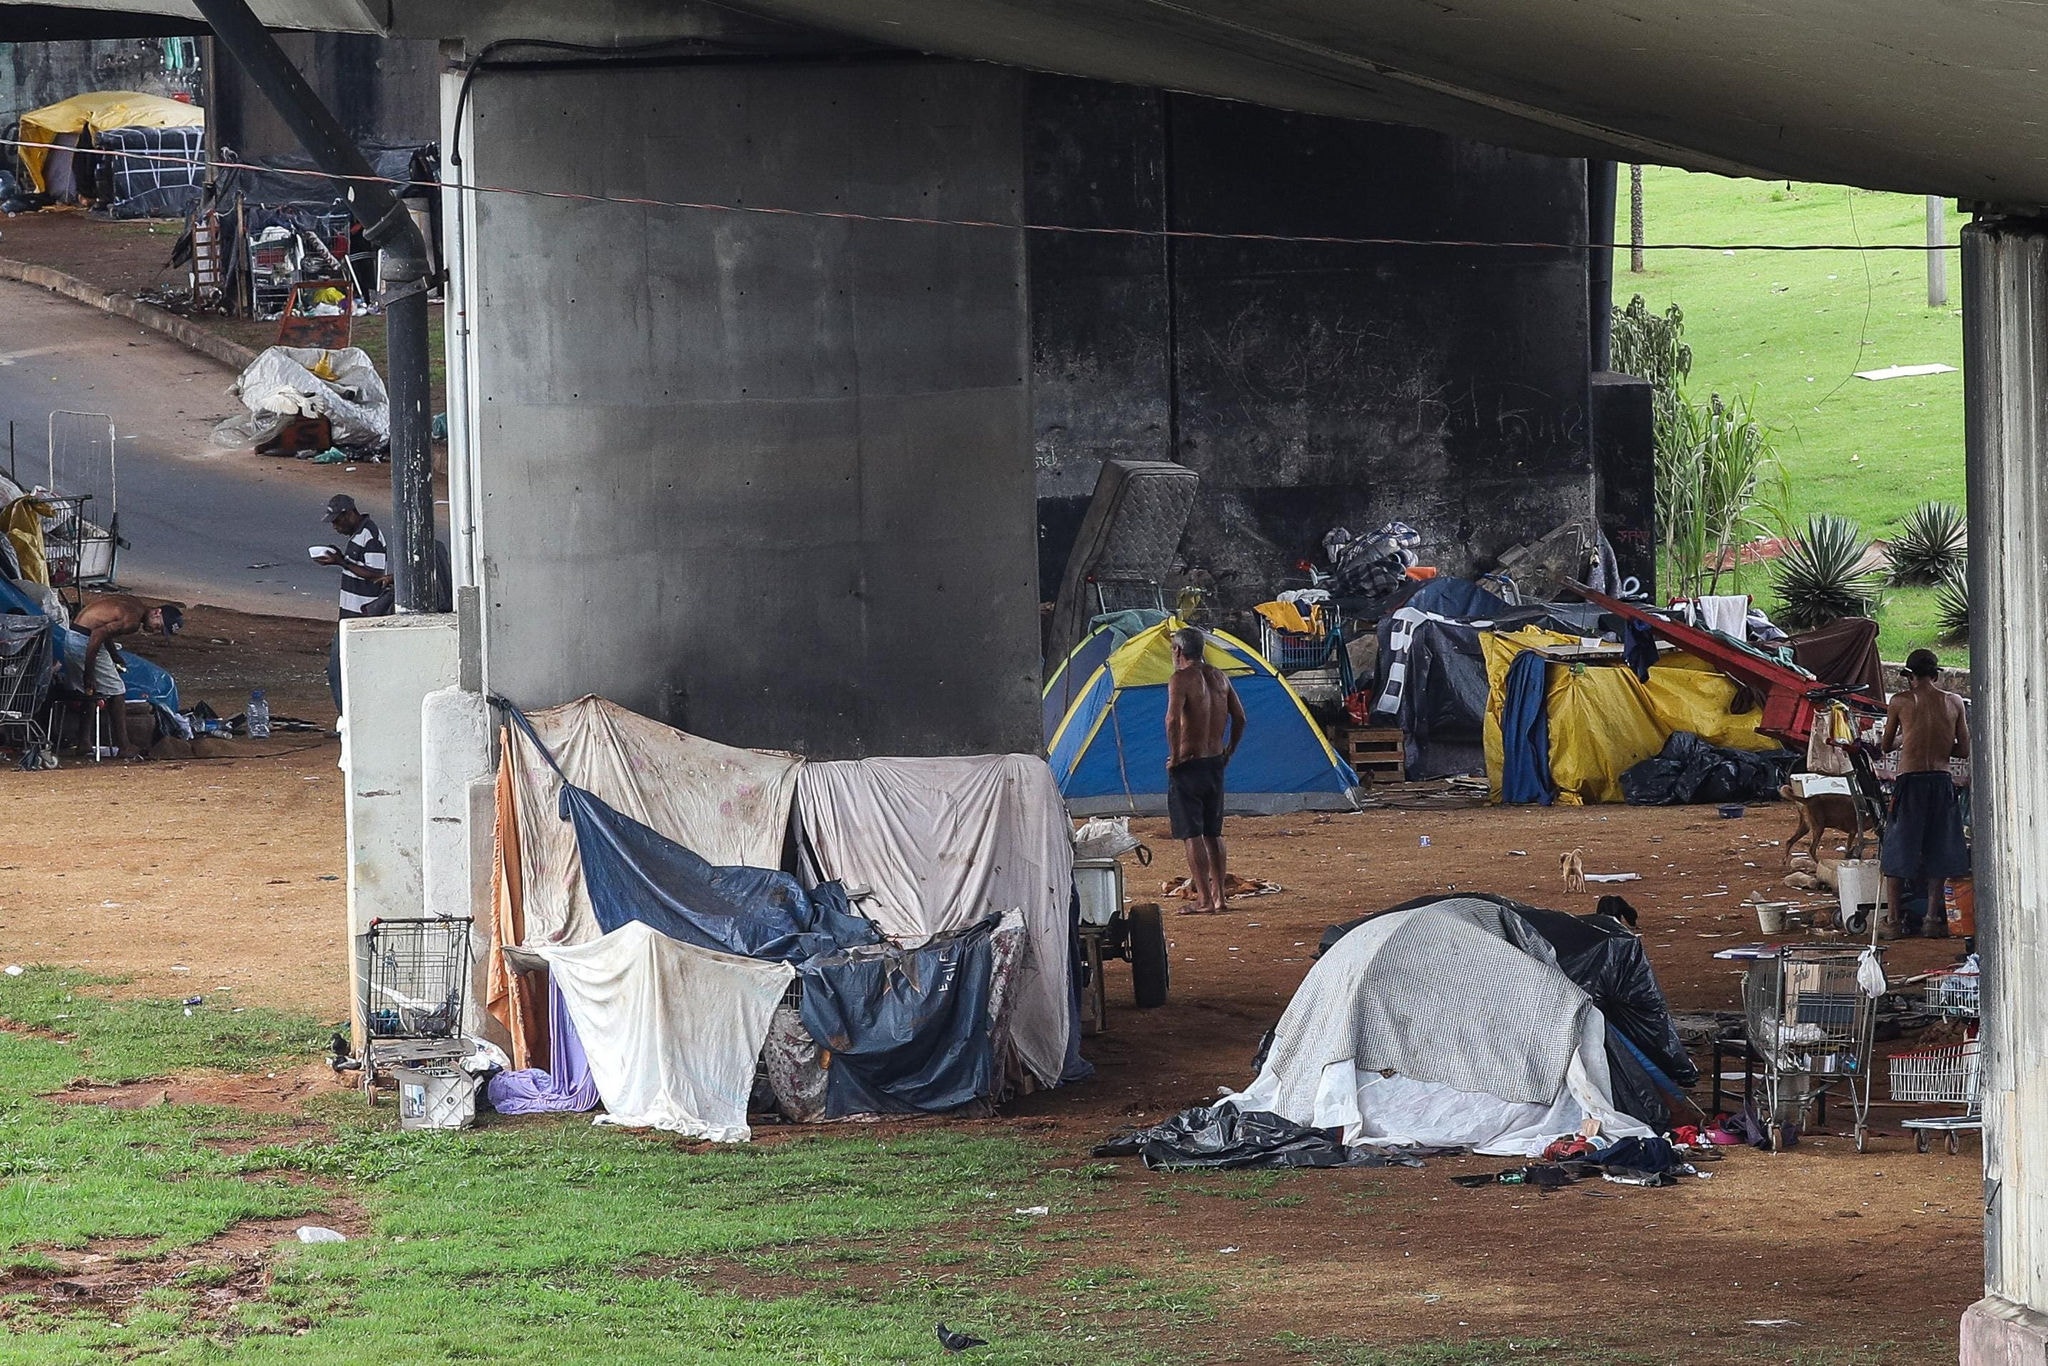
[1560,848,1586,895]
[1781,785,1865,864]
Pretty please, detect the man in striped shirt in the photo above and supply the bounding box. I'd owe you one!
[315,494,392,720]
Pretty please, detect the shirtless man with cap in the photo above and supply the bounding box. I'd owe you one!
[1166,625,1247,914]
[1880,648,1971,937]
[70,593,183,760]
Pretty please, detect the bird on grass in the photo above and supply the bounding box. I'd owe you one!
[935,1323,986,1354]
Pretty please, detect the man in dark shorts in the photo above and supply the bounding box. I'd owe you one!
[1166,626,1246,915]
[1880,648,1970,937]
[69,592,183,760]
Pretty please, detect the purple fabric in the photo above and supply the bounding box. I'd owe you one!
[485,978,600,1114]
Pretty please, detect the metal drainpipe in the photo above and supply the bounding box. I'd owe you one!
[1587,159,1618,373]
[191,0,437,613]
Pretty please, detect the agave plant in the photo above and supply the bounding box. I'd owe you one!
[1936,561,1971,643]
[1771,514,1887,631]
[1889,501,1967,586]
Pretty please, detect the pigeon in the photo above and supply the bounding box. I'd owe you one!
[936,1323,986,1354]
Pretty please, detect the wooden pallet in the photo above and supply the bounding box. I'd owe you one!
[1340,726,1405,783]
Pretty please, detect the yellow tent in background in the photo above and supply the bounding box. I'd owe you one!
[1481,628,1778,805]
[17,92,204,194]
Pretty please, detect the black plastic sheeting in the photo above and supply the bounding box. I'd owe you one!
[565,783,880,963]
[799,918,997,1117]
[1319,894,1697,1128]
[1094,1102,1431,1171]
[1620,730,1794,806]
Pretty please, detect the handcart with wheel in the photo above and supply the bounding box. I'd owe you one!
[1073,850,1168,1032]
[354,915,475,1097]
[1742,944,1883,1151]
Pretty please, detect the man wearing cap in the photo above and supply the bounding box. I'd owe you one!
[313,494,391,720]
[68,592,183,760]
[1880,648,1971,937]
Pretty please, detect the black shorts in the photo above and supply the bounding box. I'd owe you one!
[1880,771,1971,882]
[1168,755,1227,840]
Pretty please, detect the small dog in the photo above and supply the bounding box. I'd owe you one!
[1560,848,1587,895]
[1780,784,1865,864]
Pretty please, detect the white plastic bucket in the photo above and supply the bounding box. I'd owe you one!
[1755,901,1790,934]
[1835,859,1888,937]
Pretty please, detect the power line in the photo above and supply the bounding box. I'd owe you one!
[0,135,1966,254]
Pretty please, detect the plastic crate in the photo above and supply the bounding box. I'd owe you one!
[1889,1038,1980,1105]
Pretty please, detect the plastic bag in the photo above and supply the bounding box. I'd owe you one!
[1072,816,1142,861]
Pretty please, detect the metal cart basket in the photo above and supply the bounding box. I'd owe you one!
[1742,946,1882,1151]
[0,616,55,768]
[1889,1036,1982,1154]
[355,915,474,1095]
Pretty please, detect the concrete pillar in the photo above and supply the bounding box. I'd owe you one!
[1961,212,2048,1360]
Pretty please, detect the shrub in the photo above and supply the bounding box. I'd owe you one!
[1936,562,1970,643]
[1772,514,1887,631]
[1889,501,1967,586]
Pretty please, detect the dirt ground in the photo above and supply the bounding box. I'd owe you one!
[0,616,1980,1361]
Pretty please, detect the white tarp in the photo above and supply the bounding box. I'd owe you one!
[1233,901,1650,1156]
[211,345,390,448]
[796,755,1074,1088]
[508,696,803,948]
[537,920,794,1141]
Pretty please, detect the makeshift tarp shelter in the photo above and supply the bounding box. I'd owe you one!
[490,697,1080,1130]
[212,347,390,451]
[1480,627,1782,804]
[795,755,1074,1088]
[1790,616,1885,700]
[1047,619,1359,816]
[1324,893,1698,1130]
[1229,898,1654,1156]
[16,92,205,216]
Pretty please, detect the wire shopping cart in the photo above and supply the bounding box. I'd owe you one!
[0,616,56,769]
[354,915,474,1096]
[1890,1036,1982,1154]
[1742,945,1883,1151]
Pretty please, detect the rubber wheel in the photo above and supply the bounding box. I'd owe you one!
[1126,903,1170,1009]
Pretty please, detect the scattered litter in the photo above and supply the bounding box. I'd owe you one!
[1508,850,1528,857]
[3,965,20,977]
[1419,836,1432,847]
[1744,1319,1800,1328]
[1218,1246,1240,1254]
[1012,1206,1049,1217]
[170,965,190,973]
[296,1226,347,1244]
[1583,873,1641,884]
[181,995,203,1007]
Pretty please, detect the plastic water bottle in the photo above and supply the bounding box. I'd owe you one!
[247,689,271,739]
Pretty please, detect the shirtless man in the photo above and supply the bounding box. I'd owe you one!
[1166,625,1246,914]
[70,593,183,760]
[1879,648,1970,937]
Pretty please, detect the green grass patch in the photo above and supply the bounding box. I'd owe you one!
[1619,171,1967,662]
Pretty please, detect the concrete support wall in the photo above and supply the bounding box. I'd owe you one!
[457,58,1039,757]
[1027,78,1595,603]
[1960,213,2048,1362]
[340,614,460,1038]
[206,32,437,158]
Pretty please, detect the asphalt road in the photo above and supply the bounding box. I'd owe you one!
[0,278,398,619]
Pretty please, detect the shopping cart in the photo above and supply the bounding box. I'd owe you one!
[1890,1037,1982,1154]
[0,616,56,769]
[354,915,474,1096]
[1742,945,1882,1151]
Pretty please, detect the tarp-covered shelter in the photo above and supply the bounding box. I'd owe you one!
[1229,897,1655,1156]
[0,573,178,711]
[16,92,205,217]
[1047,619,1359,815]
[488,696,1078,1138]
[1480,627,1782,805]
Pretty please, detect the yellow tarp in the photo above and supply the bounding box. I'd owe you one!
[2,497,54,586]
[18,91,204,194]
[1482,630,1776,805]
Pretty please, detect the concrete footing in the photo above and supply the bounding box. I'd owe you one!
[1964,1296,2048,1363]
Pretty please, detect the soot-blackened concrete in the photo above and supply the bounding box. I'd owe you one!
[1028,77,1598,605]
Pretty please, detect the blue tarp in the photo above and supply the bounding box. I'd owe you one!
[798,918,997,1116]
[1499,650,1554,805]
[564,783,879,964]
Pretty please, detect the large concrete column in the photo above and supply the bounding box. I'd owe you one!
[1961,211,2048,1360]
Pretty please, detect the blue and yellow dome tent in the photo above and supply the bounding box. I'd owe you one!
[1047,619,1361,815]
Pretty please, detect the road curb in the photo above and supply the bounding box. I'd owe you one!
[0,255,259,374]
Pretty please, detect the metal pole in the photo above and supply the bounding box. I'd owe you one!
[1928,196,1949,307]
[1629,164,1645,273]
[1587,160,1617,371]
[189,0,436,613]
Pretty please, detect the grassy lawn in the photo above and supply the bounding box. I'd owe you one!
[1615,170,1966,663]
